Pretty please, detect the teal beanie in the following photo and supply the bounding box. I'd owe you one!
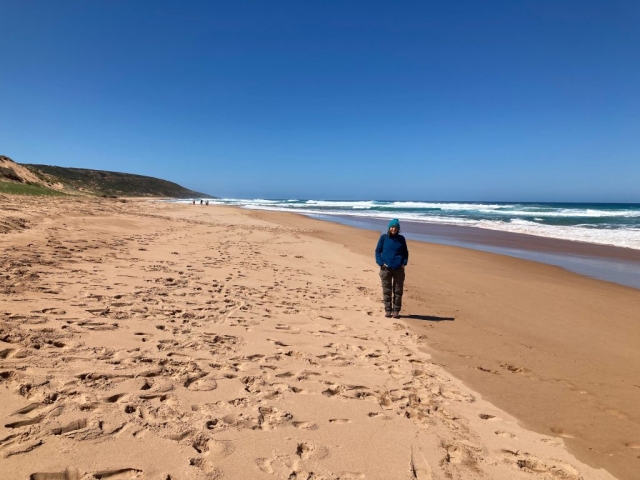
[388,218,400,229]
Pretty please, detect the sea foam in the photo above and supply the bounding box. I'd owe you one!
[175,198,640,250]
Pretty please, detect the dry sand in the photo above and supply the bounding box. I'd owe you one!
[0,196,635,479]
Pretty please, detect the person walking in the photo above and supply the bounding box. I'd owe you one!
[375,219,409,318]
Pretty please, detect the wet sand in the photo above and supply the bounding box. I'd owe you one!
[326,215,640,262]
[316,215,640,289]
[0,195,635,479]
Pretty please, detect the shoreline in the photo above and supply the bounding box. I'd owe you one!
[245,207,640,480]
[190,198,640,252]
[1,196,636,479]
[309,214,640,289]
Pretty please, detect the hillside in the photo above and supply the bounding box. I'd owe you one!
[0,156,65,196]
[0,156,212,198]
[1,157,48,184]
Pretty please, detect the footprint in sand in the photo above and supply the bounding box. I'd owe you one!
[275,324,301,334]
[479,413,497,420]
[104,393,127,403]
[29,469,82,480]
[5,414,46,429]
[0,348,16,359]
[331,323,351,332]
[95,468,145,479]
[315,330,337,336]
[189,457,220,476]
[501,450,581,479]
[191,433,212,454]
[255,458,277,475]
[185,374,218,392]
[140,377,174,393]
[11,403,42,415]
[368,412,390,420]
[329,418,351,424]
[208,439,235,459]
[51,418,88,435]
[296,442,329,460]
[257,444,335,478]
[541,438,562,446]
[495,430,517,439]
[500,363,532,375]
[550,426,575,439]
[335,473,365,479]
[293,421,318,430]
[289,386,309,394]
[476,366,499,374]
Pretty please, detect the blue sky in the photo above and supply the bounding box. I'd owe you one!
[1,0,638,201]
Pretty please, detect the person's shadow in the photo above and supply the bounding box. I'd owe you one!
[403,314,455,322]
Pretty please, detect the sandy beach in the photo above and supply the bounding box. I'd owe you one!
[1,196,637,480]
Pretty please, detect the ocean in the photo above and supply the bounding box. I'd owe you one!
[175,199,640,288]
[184,199,640,250]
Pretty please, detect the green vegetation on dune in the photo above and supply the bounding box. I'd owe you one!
[0,154,213,198]
[0,181,65,196]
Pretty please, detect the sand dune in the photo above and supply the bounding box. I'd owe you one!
[0,197,619,479]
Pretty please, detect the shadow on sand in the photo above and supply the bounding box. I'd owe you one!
[404,314,455,322]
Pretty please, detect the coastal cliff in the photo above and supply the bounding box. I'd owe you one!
[0,155,211,198]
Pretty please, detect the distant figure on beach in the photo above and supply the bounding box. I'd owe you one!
[375,219,409,318]
[200,199,203,205]
[206,200,209,205]
[192,200,196,205]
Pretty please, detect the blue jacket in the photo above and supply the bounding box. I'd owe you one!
[375,233,409,270]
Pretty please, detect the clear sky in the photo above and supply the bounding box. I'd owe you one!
[1,1,638,201]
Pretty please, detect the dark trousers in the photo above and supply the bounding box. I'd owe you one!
[379,266,405,313]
